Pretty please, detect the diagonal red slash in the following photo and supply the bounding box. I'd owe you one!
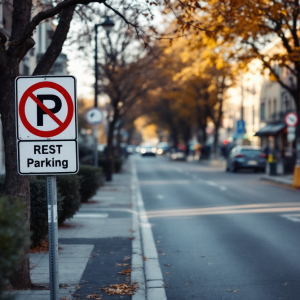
[29,93,63,126]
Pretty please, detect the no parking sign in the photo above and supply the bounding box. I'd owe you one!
[15,76,78,175]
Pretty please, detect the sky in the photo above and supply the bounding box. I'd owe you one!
[62,3,168,104]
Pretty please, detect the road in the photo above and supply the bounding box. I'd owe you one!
[134,155,300,300]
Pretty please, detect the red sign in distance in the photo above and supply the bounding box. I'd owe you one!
[285,112,298,127]
[19,81,74,138]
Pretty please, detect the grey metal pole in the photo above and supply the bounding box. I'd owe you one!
[94,24,99,167]
[47,176,59,300]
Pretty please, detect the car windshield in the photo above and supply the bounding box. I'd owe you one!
[240,149,261,157]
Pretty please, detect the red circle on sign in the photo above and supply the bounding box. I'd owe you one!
[285,112,298,127]
[19,81,74,137]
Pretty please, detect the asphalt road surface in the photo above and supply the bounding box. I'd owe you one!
[135,155,300,300]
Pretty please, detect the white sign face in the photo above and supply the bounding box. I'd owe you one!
[15,76,78,175]
[285,112,298,127]
[86,108,103,125]
[18,141,78,174]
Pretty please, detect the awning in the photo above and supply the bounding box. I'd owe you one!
[254,123,286,137]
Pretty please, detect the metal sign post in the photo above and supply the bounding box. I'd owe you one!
[47,176,59,300]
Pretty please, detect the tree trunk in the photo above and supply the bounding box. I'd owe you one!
[213,99,223,159]
[171,128,178,149]
[0,59,31,288]
[106,108,119,181]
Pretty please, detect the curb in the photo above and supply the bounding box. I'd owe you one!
[131,159,167,300]
[261,175,293,186]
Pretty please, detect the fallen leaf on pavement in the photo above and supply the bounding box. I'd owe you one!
[156,240,160,243]
[102,282,138,295]
[116,263,130,267]
[118,269,131,276]
[86,293,101,299]
[233,290,240,293]
[123,256,131,262]
[109,252,114,255]
[162,253,167,256]
[143,256,147,261]
[158,250,162,253]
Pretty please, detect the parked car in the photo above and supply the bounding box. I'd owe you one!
[156,142,170,155]
[226,146,266,172]
[141,146,157,156]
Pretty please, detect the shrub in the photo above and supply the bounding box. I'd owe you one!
[98,155,123,174]
[77,165,103,202]
[98,155,108,174]
[0,197,29,298]
[114,155,123,173]
[30,176,63,246]
[56,175,81,224]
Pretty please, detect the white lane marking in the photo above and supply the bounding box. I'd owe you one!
[74,213,108,218]
[220,186,227,191]
[206,181,217,186]
[132,160,167,300]
[281,214,300,222]
[157,195,165,200]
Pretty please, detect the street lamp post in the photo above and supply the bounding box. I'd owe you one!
[94,16,114,167]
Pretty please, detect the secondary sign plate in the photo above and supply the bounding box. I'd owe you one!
[15,76,78,175]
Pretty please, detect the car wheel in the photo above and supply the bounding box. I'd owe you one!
[230,163,237,173]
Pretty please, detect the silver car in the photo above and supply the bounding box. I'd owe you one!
[226,146,266,173]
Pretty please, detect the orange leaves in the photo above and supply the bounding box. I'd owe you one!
[102,282,138,295]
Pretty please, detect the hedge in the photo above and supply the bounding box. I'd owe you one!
[0,175,64,247]
[0,196,29,298]
[77,165,103,202]
[57,175,81,224]
[30,176,64,246]
[98,155,123,174]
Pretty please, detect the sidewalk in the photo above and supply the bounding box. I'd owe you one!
[7,160,141,300]
[261,174,294,186]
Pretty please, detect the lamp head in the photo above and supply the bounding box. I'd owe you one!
[100,16,115,33]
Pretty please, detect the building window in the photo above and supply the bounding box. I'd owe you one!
[38,24,42,53]
[260,103,265,121]
[23,65,29,76]
[273,98,277,119]
[268,99,271,119]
